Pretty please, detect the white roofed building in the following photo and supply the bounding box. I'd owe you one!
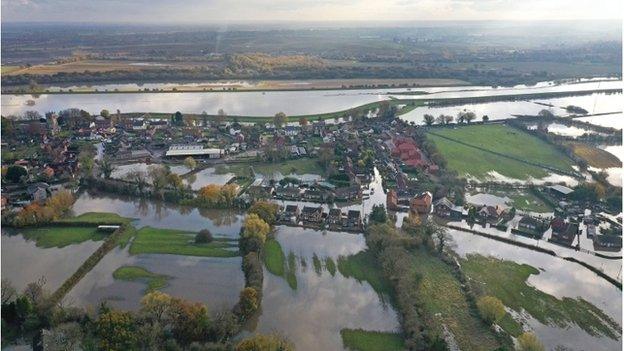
[165,144,223,158]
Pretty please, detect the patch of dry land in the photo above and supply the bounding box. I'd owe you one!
[567,143,622,168]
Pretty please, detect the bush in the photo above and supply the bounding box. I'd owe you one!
[516,332,544,351]
[476,296,506,324]
[195,229,213,244]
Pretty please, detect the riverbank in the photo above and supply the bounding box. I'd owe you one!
[1,77,471,94]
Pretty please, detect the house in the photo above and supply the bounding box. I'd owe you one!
[345,210,362,229]
[93,116,111,130]
[593,235,622,252]
[586,224,597,238]
[279,205,300,223]
[334,186,361,202]
[327,208,343,226]
[515,216,548,239]
[548,185,574,198]
[549,218,578,247]
[386,189,399,211]
[27,182,50,203]
[284,126,299,137]
[303,189,330,202]
[434,197,463,220]
[300,206,323,223]
[478,205,505,221]
[290,145,300,157]
[275,187,302,200]
[150,119,169,129]
[165,145,222,159]
[132,119,147,131]
[410,192,432,214]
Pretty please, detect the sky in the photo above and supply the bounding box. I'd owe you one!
[2,0,622,23]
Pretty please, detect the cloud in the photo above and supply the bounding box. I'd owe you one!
[2,0,622,22]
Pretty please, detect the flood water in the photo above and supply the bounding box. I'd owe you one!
[2,79,621,117]
[1,232,102,293]
[250,226,400,351]
[446,228,622,351]
[399,92,622,125]
[72,191,245,236]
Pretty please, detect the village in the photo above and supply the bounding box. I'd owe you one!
[2,103,622,257]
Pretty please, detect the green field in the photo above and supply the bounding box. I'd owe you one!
[58,212,131,225]
[263,239,297,290]
[462,254,621,340]
[20,225,106,248]
[130,227,239,257]
[428,124,576,180]
[264,239,286,276]
[411,249,501,350]
[337,250,393,297]
[113,266,170,293]
[340,329,405,351]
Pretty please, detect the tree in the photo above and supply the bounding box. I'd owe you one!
[273,112,288,129]
[95,310,137,351]
[423,114,435,126]
[318,146,335,171]
[248,201,279,225]
[369,204,387,224]
[195,229,213,244]
[172,111,184,126]
[216,109,227,125]
[237,287,259,318]
[126,170,148,195]
[242,213,270,243]
[148,165,171,198]
[235,333,294,351]
[476,296,506,324]
[198,184,222,204]
[463,111,476,123]
[298,117,308,127]
[100,109,110,118]
[517,332,544,351]
[170,298,210,345]
[100,157,115,179]
[538,109,555,118]
[5,165,27,183]
[436,114,446,125]
[184,156,197,170]
[482,115,489,122]
[444,115,454,125]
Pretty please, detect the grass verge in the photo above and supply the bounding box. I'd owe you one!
[337,250,393,297]
[411,249,501,350]
[461,254,621,340]
[113,265,170,293]
[130,227,239,257]
[21,226,105,248]
[340,329,405,351]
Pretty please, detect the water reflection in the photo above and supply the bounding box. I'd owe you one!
[72,191,245,236]
[251,226,400,351]
[1,232,102,293]
[446,228,622,351]
[64,245,244,311]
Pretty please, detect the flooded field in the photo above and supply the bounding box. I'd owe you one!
[446,228,622,351]
[2,79,621,117]
[72,191,245,236]
[1,232,102,292]
[64,245,244,311]
[250,226,400,351]
[399,92,622,125]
